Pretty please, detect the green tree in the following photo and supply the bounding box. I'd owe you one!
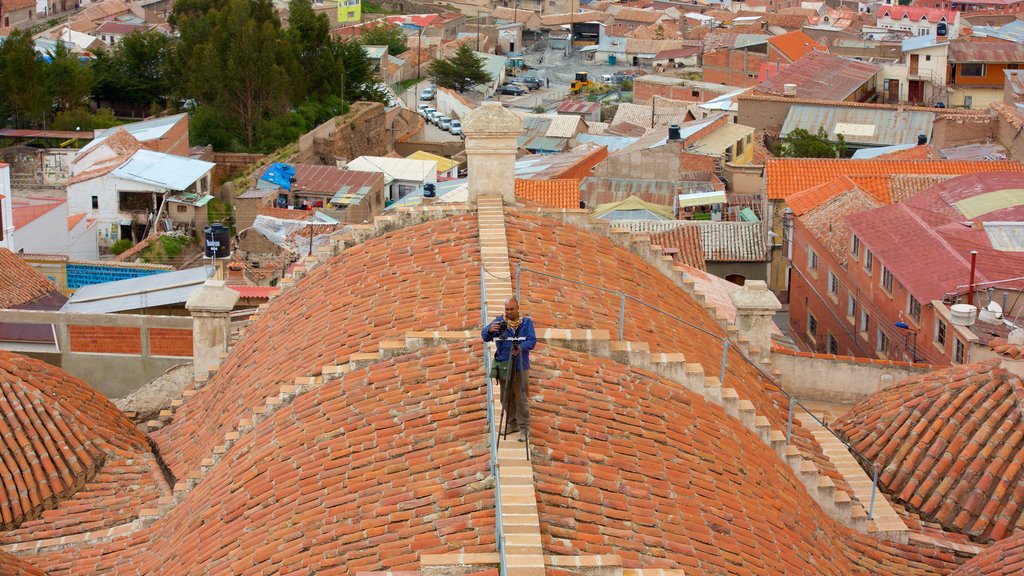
[288,0,341,99]
[358,21,408,56]
[774,127,846,158]
[334,38,388,103]
[91,30,175,108]
[0,30,48,127]
[428,44,491,93]
[46,42,93,113]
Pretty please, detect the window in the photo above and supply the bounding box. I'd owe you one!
[935,318,947,346]
[807,313,818,339]
[925,55,932,61]
[851,235,860,257]
[860,310,870,334]
[881,266,894,294]
[877,329,890,355]
[864,250,874,274]
[176,205,188,213]
[954,338,965,363]
[827,333,839,354]
[808,249,818,272]
[959,63,985,77]
[828,271,840,297]
[91,196,99,209]
[847,295,857,319]
[908,296,921,323]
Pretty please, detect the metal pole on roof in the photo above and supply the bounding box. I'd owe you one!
[967,250,978,306]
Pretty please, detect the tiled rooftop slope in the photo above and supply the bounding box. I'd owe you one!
[527,344,959,575]
[24,342,495,574]
[0,550,45,575]
[0,351,150,532]
[834,361,1024,542]
[952,532,1024,576]
[151,215,483,482]
[504,212,854,501]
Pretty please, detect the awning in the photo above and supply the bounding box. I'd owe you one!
[678,191,726,208]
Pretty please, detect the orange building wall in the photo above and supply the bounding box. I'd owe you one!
[950,63,1012,86]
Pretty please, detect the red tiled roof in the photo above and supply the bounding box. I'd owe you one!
[952,531,1024,575]
[834,360,1024,542]
[0,350,150,532]
[277,163,384,196]
[800,186,881,259]
[650,226,706,270]
[555,99,601,115]
[845,172,1024,301]
[26,341,495,573]
[0,551,43,575]
[514,179,581,209]
[0,249,61,309]
[229,285,276,299]
[767,30,827,62]
[12,199,64,230]
[875,145,937,160]
[754,51,881,101]
[531,344,960,575]
[877,6,958,23]
[764,158,1024,200]
[151,215,483,482]
[787,175,858,216]
[66,212,87,231]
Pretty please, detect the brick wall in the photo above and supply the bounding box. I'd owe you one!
[633,80,701,106]
[736,97,797,133]
[150,328,193,357]
[702,48,766,87]
[69,326,142,354]
[554,146,609,180]
[213,153,266,189]
[681,115,729,147]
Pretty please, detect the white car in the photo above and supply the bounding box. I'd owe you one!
[420,87,435,100]
[424,108,438,123]
[449,120,462,136]
[417,104,430,117]
[438,116,452,131]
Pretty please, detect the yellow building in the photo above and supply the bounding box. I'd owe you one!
[338,0,361,23]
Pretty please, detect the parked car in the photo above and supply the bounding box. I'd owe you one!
[438,116,452,131]
[449,120,462,136]
[419,87,435,100]
[500,84,526,96]
[417,104,430,117]
[514,76,541,90]
[424,108,438,123]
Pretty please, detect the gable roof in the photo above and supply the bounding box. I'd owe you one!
[766,30,827,62]
[780,104,935,147]
[764,158,1024,201]
[799,183,882,260]
[835,360,1024,542]
[649,225,707,270]
[949,41,1024,64]
[111,149,215,190]
[754,51,880,101]
[0,249,61,309]
[877,6,958,23]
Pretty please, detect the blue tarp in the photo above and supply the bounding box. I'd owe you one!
[261,162,296,191]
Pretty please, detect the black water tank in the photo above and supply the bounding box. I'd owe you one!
[917,134,928,145]
[423,183,436,198]
[937,22,948,37]
[668,124,681,140]
[204,223,231,259]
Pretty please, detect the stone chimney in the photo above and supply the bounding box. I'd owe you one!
[461,102,522,205]
[186,279,241,381]
[729,280,782,361]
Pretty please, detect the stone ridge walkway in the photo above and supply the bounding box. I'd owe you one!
[477,195,546,576]
[803,414,909,542]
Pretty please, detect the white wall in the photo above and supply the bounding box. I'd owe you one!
[0,166,12,251]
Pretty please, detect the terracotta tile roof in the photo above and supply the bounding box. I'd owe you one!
[505,211,854,501]
[886,174,957,204]
[151,215,483,482]
[834,360,1024,542]
[258,206,316,220]
[27,341,495,573]
[609,5,662,23]
[649,226,706,269]
[754,51,881,101]
[0,249,61,309]
[530,344,959,575]
[951,531,1024,575]
[787,175,858,216]
[767,31,827,62]
[514,178,581,209]
[799,185,882,260]
[0,551,43,575]
[764,158,1024,200]
[0,350,150,532]
[877,6,959,23]
[66,213,87,231]
[875,144,937,160]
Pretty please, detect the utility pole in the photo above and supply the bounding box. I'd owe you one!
[417,26,424,79]
[651,96,656,129]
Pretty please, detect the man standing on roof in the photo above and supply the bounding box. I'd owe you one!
[482,297,536,441]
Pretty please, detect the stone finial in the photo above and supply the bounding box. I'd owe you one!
[463,102,522,205]
[730,281,782,361]
[186,280,241,381]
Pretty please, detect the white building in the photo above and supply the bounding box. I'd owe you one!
[1,166,98,259]
[876,35,950,104]
[873,6,959,39]
[0,164,12,250]
[344,156,438,204]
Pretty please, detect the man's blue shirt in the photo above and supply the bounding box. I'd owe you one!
[481,315,537,371]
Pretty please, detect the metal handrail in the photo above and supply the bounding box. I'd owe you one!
[515,262,881,520]
[481,265,507,576]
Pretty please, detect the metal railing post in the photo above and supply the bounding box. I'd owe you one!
[719,340,729,383]
[869,464,878,521]
[480,263,506,576]
[618,292,625,341]
[786,396,794,445]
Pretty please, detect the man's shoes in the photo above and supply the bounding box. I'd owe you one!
[504,421,519,434]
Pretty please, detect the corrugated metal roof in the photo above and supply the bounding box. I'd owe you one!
[687,122,754,156]
[781,104,935,146]
[111,149,215,190]
[80,114,186,156]
[939,142,1007,160]
[62,266,214,314]
[546,115,585,139]
[1005,70,1024,96]
[405,151,460,173]
[609,220,770,261]
[362,45,388,59]
[581,177,713,207]
[852,144,916,159]
[754,51,880,101]
[345,156,437,183]
[901,34,948,53]
[555,100,601,115]
[949,41,1024,63]
[983,222,1024,252]
[594,195,674,220]
[966,20,1024,43]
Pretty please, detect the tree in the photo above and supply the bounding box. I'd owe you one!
[774,127,846,158]
[429,44,491,93]
[0,30,47,127]
[46,42,93,113]
[334,38,388,103]
[358,21,408,56]
[288,0,341,99]
[91,30,175,109]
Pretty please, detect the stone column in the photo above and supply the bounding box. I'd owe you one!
[730,280,782,361]
[462,102,523,205]
[186,280,240,381]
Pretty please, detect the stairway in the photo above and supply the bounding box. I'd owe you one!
[477,195,546,576]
